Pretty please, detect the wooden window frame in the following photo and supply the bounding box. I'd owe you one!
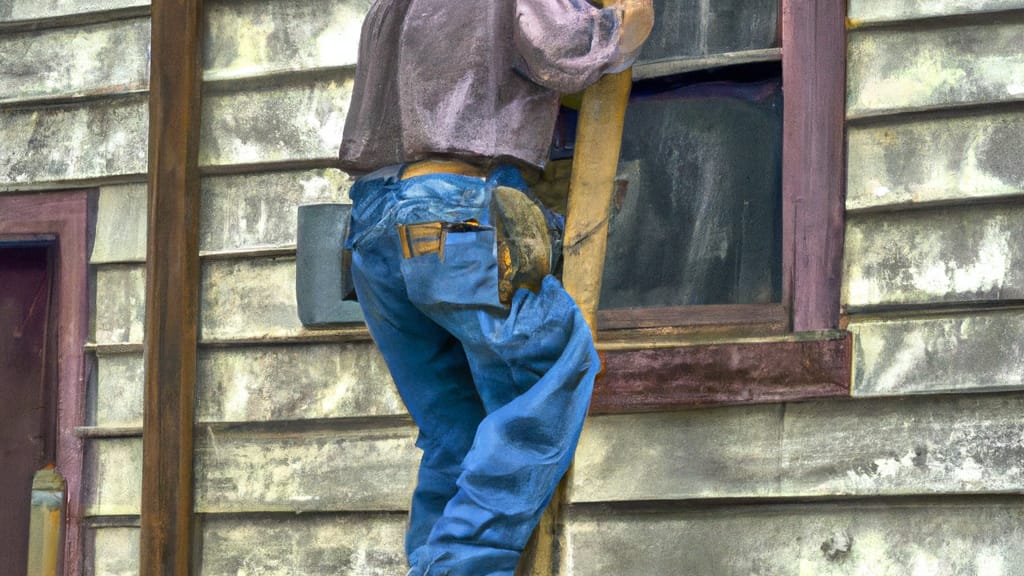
[591,0,849,412]
[0,191,94,575]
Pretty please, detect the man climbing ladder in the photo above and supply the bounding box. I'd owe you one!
[338,1,653,573]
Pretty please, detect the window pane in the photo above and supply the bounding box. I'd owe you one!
[599,75,783,310]
[639,0,779,64]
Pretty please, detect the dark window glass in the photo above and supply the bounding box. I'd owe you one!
[638,0,779,65]
[599,69,783,309]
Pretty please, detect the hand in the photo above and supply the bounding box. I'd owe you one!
[617,0,654,54]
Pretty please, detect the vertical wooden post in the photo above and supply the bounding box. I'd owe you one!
[140,0,204,572]
[781,0,846,331]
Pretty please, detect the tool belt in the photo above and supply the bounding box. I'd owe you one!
[397,185,553,306]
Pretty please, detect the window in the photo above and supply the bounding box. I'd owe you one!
[582,0,849,409]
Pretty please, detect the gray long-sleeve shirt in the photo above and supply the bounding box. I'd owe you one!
[338,0,639,174]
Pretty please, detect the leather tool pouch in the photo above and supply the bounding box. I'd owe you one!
[296,203,361,327]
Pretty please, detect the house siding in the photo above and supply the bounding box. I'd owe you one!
[5,0,1023,573]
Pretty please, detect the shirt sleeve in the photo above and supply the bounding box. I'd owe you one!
[513,0,638,94]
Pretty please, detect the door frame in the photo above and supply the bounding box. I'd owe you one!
[0,190,93,575]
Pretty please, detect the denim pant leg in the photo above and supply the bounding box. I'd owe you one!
[350,216,486,563]
[351,172,599,576]
[390,182,598,575]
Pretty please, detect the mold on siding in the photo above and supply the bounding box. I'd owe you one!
[848,0,1024,26]
[0,0,148,23]
[843,204,1024,309]
[93,264,146,345]
[0,17,149,103]
[0,96,147,189]
[195,343,402,423]
[847,110,1024,211]
[847,20,1024,118]
[573,394,1024,503]
[83,438,142,516]
[193,426,418,513]
[92,183,147,264]
[200,168,352,253]
[94,352,144,427]
[88,527,140,576]
[564,500,1024,575]
[850,310,1024,396]
[198,77,354,167]
[199,514,405,576]
[204,0,371,80]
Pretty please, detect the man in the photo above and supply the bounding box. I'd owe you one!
[339,1,652,573]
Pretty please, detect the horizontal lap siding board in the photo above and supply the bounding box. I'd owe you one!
[200,169,351,254]
[846,110,1024,211]
[204,0,371,81]
[572,393,1024,503]
[564,499,1024,575]
[199,76,354,167]
[199,514,406,576]
[848,0,1024,26]
[0,96,148,189]
[93,258,363,345]
[201,256,363,339]
[89,527,141,576]
[847,18,1024,119]
[81,427,420,515]
[92,343,400,428]
[193,426,419,513]
[195,343,401,423]
[91,184,149,264]
[850,309,1024,396]
[843,204,1024,310]
[0,0,148,23]
[0,17,149,103]
[94,353,145,428]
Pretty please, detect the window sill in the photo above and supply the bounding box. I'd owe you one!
[591,330,851,413]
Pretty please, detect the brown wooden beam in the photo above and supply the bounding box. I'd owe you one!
[140,0,204,572]
[591,333,851,413]
[781,0,847,331]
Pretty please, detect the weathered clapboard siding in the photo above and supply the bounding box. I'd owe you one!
[0,96,147,189]
[196,343,400,423]
[94,170,353,257]
[93,264,146,345]
[564,499,1024,575]
[198,76,353,168]
[93,343,399,428]
[0,0,147,23]
[201,256,363,341]
[84,438,142,516]
[572,393,1024,503]
[193,425,418,513]
[846,110,1024,211]
[843,204,1024,310]
[94,257,365,345]
[94,352,145,427]
[200,169,352,254]
[848,0,1024,26]
[0,17,149,104]
[92,183,147,264]
[88,527,140,576]
[847,19,1024,119]
[199,514,406,576]
[850,309,1024,396]
[204,0,370,81]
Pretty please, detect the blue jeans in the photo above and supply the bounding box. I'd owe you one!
[346,165,599,576]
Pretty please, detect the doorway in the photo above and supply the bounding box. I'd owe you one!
[0,244,56,571]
